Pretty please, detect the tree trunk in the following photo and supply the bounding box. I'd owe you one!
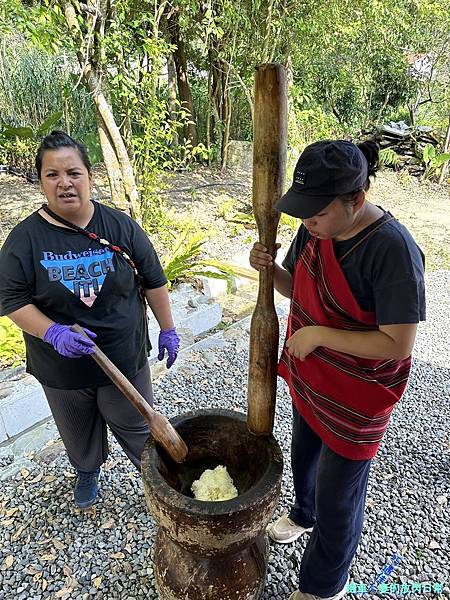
[116,54,135,163]
[261,0,274,63]
[167,9,197,147]
[61,51,71,135]
[221,63,232,171]
[210,43,228,165]
[84,65,141,220]
[209,47,222,152]
[109,0,134,162]
[438,114,450,185]
[206,62,212,165]
[167,53,179,148]
[286,55,300,149]
[232,66,254,126]
[62,1,141,221]
[97,118,127,210]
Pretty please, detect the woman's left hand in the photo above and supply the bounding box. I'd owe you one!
[158,327,180,368]
[285,326,322,361]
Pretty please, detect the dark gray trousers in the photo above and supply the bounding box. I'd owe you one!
[42,363,152,472]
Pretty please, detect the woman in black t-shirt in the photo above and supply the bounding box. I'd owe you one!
[249,140,425,600]
[0,131,179,509]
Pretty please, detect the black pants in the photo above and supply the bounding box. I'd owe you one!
[42,363,152,472]
[289,406,371,597]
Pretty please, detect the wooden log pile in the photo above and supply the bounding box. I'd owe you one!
[361,121,441,177]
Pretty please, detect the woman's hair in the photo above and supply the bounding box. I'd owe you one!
[35,130,92,179]
[339,139,380,204]
[357,139,380,183]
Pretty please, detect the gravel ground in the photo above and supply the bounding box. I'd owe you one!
[0,270,448,600]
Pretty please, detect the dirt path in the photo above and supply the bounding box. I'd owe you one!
[372,171,449,270]
[1,167,449,269]
[158,166,450,270]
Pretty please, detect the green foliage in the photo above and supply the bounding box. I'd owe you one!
[0,33,98,172]
[229,223,246,238]
[379,148,401,168]
[279,212,299,232]
[216,196,256,228]
[0,34,96,137]
[1,111,63,140]
[2,0,449,203]
[126,52,212,218]
[162,226,234,290]
[288,8,415,133]
[0,317,25,367]
[420,144,450,180]
[289,105,341,151]
[217,195,236,219]
[141,185,172,238]
[226,211,255,226]
[82,132,103,165]
[0,110,63,170]
[0,136,38,171]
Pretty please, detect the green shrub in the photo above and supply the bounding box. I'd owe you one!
[289,105,341,152]
[279,212,299,231]
[0,317,25,367]
[217,195,236,219]
[420,143,450,180]
[0,111,62,170]
[0,35,97,147]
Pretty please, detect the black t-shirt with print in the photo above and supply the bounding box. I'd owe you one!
[282,211,426,325]
[0,201,167,389]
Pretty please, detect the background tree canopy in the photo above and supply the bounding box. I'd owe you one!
[0,0,449,219]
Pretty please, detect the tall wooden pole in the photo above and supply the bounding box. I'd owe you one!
[247,64,287,435]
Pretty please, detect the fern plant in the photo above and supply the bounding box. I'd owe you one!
[379,148,400,168]
[162,227,235,290]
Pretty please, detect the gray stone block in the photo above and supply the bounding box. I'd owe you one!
[0,415,7,444]
[178,302,222,337]
[148,298,222,360]
[0,383,51,440]
[227,140,253,170]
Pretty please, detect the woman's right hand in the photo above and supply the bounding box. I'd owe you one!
[249,242,281,271]
[43,323,97,358]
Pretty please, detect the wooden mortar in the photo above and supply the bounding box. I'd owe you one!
[142,409,283,599]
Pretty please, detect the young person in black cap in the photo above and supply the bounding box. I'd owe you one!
[249,139,425,600]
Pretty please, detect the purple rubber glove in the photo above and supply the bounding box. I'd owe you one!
[158,327,180,368]
[43,323,96,358]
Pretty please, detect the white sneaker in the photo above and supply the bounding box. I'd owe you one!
[288,576,349,600]
[266,514,313,544]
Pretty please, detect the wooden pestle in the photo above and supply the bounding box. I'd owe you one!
[247,64,287,436]
[71,324,188,463]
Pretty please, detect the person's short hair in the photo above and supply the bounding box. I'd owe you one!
[35,130,92,179]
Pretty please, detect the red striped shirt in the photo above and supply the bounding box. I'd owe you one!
[278,235,411,460]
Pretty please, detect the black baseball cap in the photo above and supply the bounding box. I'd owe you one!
[276,140,368,219]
